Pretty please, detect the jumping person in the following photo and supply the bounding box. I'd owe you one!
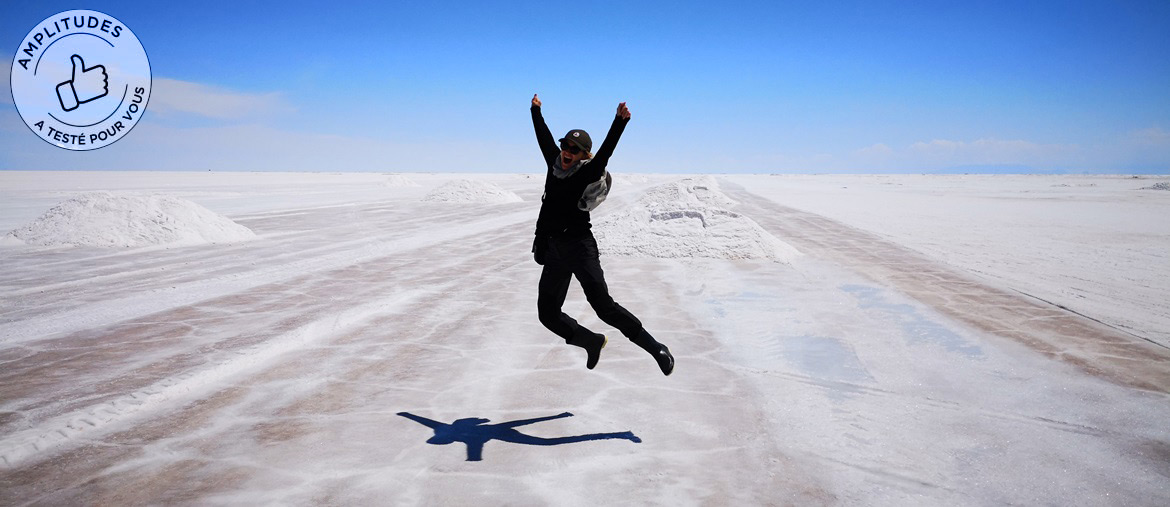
[529,93,674,376]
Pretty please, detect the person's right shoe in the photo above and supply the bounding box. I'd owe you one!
[632,330,674,376]
[569,332,607,370]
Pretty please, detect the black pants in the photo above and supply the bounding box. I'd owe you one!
[537,232,643,343]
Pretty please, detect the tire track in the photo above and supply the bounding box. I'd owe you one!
[0,209,535,469]
[721,180,1170,393]
[0,206,535,345]
[0,203,490,305]
[723,362,1112,439]
[1,207,534,414]
[3,232,834,505]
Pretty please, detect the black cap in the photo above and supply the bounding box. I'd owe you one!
[558,129,592,152]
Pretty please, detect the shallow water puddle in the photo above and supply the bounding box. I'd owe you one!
[840,284,984,359]
[776,334,874,399]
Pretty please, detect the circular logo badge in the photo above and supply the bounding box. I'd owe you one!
[10,10,151,151]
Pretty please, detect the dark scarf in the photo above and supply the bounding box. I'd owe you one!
[551,157,590,179]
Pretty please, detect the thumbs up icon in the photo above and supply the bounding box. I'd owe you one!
[56,54,109,112]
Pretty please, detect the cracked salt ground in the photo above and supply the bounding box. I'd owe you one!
[1,172,1169,505]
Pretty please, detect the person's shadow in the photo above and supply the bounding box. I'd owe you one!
[397,411,641,461]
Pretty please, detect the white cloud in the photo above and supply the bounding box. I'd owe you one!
[0,109,532,172]
[2,73,292,121]
[0,65,11,105]
[1128,127,1170,146]
[148,78,295,120]
[906,138,1078,166]
[842,133,1170,173]
[841,137,1084,172]
[856,143,893,158]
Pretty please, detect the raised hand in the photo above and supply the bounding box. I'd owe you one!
[532,94,542,108]
[616,101,630,119]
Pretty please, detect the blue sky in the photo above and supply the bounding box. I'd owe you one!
[3,0,1168,173]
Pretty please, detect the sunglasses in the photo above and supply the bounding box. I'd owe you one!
[560,142,582,155]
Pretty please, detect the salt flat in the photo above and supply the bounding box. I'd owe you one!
[721,174,1170,348]
[1,172,1168,506]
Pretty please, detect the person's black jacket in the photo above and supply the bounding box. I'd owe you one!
[531,105,629,240]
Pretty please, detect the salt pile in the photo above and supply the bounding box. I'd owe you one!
[616,174,650,184]
[1140,182,1170,191]
[594,176,801,262]
[385,174,420,187]
[4,192,256,248]
[422,179,523,204]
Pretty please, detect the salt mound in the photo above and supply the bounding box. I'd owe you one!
[423,179,523,204]
[5,192,256,248]
[616,174,650,184]
[638,175,737,208]
[594,177,801,262]
[385,174,420,187]
[1140,182,1170,191]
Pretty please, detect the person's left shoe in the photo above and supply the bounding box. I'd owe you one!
[632,330,674,376]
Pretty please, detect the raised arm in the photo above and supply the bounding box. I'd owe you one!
[499,412,573,428]
[530,94,559,167]
[397,412,443,430]
[587,102,632,173]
